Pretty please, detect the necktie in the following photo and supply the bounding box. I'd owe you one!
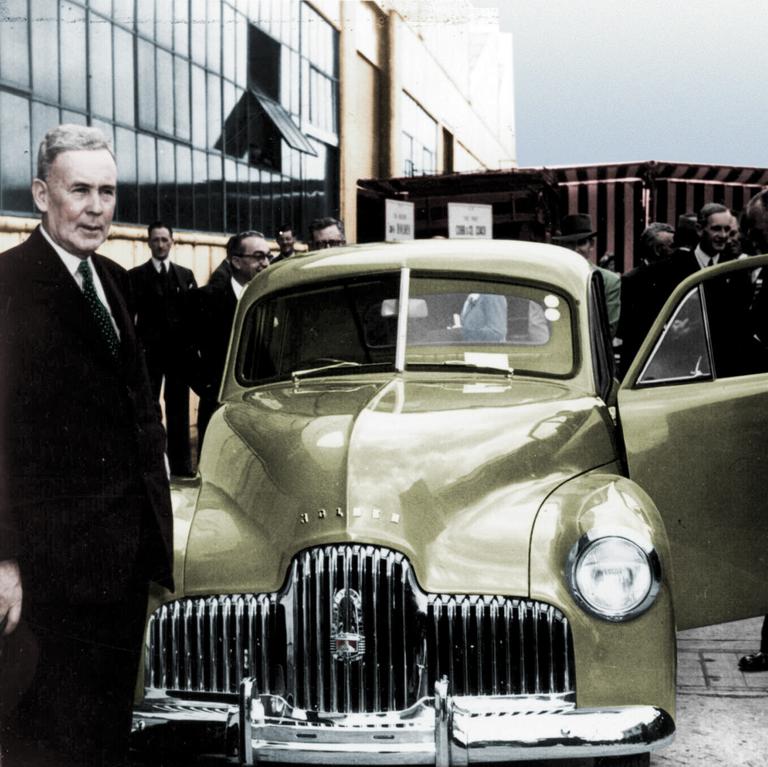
[707,257,715,267]
[77,260,120,358]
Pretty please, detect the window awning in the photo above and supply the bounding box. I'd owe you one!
[250,87,317,156]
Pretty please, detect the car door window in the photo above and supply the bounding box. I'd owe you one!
[637,264,768,386]
[637,287,711,385]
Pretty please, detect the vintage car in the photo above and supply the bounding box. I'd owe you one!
[131,240,768,766]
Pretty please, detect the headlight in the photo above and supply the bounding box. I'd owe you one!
[566,529,661,621]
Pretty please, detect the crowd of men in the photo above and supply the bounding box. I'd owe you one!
[553,198,768,380]
[128,216,347,477]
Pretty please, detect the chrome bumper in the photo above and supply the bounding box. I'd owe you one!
[132,679,674,765]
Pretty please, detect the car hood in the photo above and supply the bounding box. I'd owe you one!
[184,376,617,597]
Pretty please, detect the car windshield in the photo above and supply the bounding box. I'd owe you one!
[237,272,574,383]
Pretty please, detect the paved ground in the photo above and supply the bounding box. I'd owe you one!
[651,616,768,766]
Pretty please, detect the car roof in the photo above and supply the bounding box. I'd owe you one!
[252,240,592,301]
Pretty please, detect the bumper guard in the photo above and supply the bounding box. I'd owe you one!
[132,678,674,765]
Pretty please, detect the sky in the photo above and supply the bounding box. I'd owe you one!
[497,0,768,169]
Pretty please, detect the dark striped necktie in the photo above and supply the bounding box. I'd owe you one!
[76,259,120,358]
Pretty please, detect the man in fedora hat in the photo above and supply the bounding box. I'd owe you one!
[553,213,621,337]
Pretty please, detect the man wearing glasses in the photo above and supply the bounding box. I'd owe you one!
[308,216,346,250]
[190,230,271,448]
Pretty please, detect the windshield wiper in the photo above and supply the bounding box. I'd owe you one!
[292,360,362,384]
[408,361,514,377]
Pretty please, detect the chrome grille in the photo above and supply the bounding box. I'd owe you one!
[145,545,575,712]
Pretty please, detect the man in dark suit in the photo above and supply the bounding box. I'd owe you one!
[271,223,296,264]
[129,222,197,476]
[618,204,744,375]
[617,222,675,376]
[191,230,271,448]
[0,124,173,766]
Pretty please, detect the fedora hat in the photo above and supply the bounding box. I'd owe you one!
[553,213,597,243]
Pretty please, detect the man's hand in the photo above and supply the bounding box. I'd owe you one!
[0,559,22,635]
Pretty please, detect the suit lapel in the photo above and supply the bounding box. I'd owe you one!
[28,229,125,370]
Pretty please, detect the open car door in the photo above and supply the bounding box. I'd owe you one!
[617,254,768,630]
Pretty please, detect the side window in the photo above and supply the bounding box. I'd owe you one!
[637,287,711,385]
[589,271,615,401]
[638,266,768,386]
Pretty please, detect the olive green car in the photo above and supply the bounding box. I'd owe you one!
[132,241,768,766]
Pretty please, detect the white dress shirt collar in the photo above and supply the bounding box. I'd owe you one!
[231,276,245,300]
[152,257,170,273]
[694,244,718,269]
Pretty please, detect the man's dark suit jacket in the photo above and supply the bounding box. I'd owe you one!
[187,280,238,443]
[129,258,197,363]
[0,227,173,604]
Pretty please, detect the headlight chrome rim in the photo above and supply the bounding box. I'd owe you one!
[566,527,662,622]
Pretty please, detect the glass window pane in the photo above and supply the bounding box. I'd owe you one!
[207,72,222,151]
[90,0,112,15]
[60,3,87,109]
[639,288,711,385]
[92,119,115,149]
[174,56,190,140]
[156,0,173,49]
[249,163,261,228]
[193,149,209,230]
[30,0,59,102]
[191,65,206,147]
[136,0,155,39]
[280,46,290,109]
[290,51,299,115]
[113,0,134,28]
[0,92,32,212]
[61,110,87,125]
[190,0,206,65]
[137,39,157,129]
[222,2,236,81]
[156,48,174,134]
[89,18,114,119]
[114,26,135,125]
[31,101,60,175]
[174,0,189,56]
[138,133,157,223]
[158,139,176,223]
[225,157,238,232]
[289,0,299,50]
[176,144,193,229]
[207,0,221,73]
[237,161,249,231]
[208,153,224,232]
[235,13,247,87]
[115,128,138,222]
[0,0,30,88]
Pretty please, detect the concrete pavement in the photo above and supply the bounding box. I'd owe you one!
[652,616,768,766]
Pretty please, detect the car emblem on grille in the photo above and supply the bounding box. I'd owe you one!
[331,588,366,662]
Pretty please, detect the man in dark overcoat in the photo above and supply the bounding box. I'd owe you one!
[129,222,197,476]
[0,124,173,766]
[190,230,271,449]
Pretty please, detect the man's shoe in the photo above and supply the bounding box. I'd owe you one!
[738,651,768,671]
